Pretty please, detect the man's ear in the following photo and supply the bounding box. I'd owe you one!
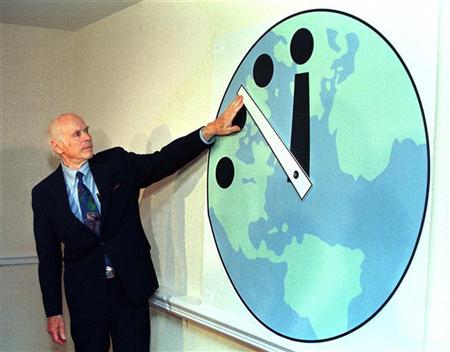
[50,139,63,156]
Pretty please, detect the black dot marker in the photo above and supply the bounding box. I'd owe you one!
[290,28,314,65]
[253,53,274,88]
[233,106,247,130]
[216,157,235,189]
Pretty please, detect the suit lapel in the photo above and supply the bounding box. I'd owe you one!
[89,156,111,224]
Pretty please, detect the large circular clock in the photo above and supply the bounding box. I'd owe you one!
[207,9,429,341]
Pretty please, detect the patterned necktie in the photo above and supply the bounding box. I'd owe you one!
[76,171,101,235]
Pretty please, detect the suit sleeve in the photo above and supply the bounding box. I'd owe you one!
[125,128,210,189]
[32,188,63,317]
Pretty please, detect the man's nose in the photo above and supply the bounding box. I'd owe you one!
[82,131,91,141]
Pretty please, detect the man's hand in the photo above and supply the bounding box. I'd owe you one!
[47,315,66,345]
[202,95,244,140]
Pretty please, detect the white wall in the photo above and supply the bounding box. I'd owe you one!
[0,23,76,351]
[1,24,75,257]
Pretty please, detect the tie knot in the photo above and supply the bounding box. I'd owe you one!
[76,171,84,181]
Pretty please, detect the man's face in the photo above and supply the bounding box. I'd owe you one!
[53,115,94,167]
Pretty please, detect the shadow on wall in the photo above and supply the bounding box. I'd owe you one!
[91,129,114,155]
[137,125,207,298]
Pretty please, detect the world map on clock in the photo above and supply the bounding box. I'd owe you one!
[207,10,429,341]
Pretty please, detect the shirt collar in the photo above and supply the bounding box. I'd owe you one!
[61,160,91,187]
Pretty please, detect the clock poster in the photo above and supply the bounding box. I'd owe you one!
[207,9,429,342]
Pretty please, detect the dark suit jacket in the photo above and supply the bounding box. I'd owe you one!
[32,128,209,322]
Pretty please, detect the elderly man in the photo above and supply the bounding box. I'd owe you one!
[32,95,243,351]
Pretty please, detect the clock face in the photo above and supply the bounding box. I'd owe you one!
[207,9,429,341]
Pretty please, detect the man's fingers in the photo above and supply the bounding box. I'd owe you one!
[234,95,243,108]
[227,95,243,113]
[219,126,240,135]
[50,330,65,345]
[232,106,244,117]
[232,97,244,112]
[229,126,241,134]
[230,94,243,106]
[48,326,65,345]
[225,105,244,124]
[59,320,66,341]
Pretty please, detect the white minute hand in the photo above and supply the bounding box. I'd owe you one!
[238,85,313,200]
